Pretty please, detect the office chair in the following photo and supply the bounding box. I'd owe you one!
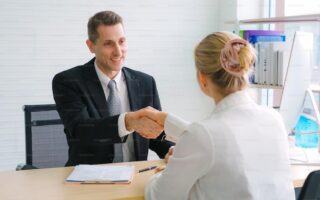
[22,104,68,169]
[297,170,320,200]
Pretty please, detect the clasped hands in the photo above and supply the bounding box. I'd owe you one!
[125,107,174,164]
[125,106,167,139]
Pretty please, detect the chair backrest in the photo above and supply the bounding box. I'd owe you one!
[298,170,320,200]
[24,104,68,168]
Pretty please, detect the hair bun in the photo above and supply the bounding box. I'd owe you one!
[219,38,248,77]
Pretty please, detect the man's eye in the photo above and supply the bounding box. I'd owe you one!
[119,39,126,45]
[104,42,112,46]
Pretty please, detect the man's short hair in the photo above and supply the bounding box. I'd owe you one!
[87,10,123,43]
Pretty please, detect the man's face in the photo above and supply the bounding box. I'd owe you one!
[87,23,127,78]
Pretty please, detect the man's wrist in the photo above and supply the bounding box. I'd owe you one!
[118,113,134,137]
[125,112,134,131]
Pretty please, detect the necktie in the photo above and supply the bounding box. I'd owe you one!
[107,80,123,163]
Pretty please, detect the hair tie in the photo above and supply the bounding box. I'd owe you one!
[219,38,248,77]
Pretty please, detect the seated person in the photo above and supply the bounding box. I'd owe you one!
[143,31,295,200]
[52,10,174,166]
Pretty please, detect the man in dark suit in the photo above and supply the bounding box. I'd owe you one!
[52,10,174,166]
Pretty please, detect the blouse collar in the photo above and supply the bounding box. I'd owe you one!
[213,90,254,113]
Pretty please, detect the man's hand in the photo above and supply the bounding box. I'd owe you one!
[125,107,169,139]
[139,106,168,126]
[125,111,163,139]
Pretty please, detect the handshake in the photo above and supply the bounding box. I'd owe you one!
[125,107,168,139]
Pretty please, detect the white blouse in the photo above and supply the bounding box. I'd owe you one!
[145,90,295,200]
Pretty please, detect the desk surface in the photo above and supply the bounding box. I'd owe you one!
[0,160,318,200]
[0,160,163,200]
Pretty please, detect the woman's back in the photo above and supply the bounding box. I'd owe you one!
[144,32,295,200]
[192,90,294,200]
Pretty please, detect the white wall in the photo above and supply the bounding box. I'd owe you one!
[217,0,267,35]
[0,0,219,171]
[285,0,320,16]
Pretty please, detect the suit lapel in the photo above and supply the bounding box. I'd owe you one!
[123,67,149,159]
[82,59,109,117]
[123,67,141,111]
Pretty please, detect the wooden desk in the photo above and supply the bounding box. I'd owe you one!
[0,160,163,200]
[0,159,318,200]
[291,164,320,187]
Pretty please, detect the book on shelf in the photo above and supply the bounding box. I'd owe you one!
[272,51,278,86]
[249,35,286,44]
[277,51,290,86]
[65,164,135,184]
[242,30,289,86]
[253,42,289,86]
[240,30,283,41]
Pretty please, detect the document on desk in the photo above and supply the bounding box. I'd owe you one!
[66,164,134,184]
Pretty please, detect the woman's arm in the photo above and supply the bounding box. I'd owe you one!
[145,123,214,200]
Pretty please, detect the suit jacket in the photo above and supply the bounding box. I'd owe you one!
[52,58,174,166]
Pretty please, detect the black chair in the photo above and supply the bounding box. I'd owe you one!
[297,170,320,200]
[21,104,68,169]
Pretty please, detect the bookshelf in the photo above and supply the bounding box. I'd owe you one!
[227,14,320,31]
[233,14,319,88]
[235,14,319,89]
[232,14,320,134]
[237,14,320,24]
[249,84,283,90]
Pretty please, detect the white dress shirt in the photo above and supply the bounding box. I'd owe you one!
[145,90,295,200]
[94,63,136,162]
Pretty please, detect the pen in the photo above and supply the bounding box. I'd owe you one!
[138,166,157,173]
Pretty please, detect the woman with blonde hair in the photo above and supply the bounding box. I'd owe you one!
[144,31,294,200]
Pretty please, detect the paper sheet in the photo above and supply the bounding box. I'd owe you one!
[66,164,134,183]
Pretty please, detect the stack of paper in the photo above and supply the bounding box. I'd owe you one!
[66,164,134,184]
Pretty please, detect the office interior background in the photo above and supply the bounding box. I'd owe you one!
[0,0,319,171]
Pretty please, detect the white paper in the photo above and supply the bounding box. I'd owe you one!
[66,164,134,182]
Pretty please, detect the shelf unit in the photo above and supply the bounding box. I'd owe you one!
[234,14,320,92]
[232,14,320,134]
[237,14,320,24]
[249,84,283,90]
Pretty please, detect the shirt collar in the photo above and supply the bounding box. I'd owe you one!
[213,90,254,113]
[94,60,123,88]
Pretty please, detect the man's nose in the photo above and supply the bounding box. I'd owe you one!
[113,44,122,56]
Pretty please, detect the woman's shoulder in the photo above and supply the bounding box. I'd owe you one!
[256,105,283,120]
[181,121,215,156]
[187,119,222,139]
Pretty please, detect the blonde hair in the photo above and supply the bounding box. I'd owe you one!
[194,31,256,95]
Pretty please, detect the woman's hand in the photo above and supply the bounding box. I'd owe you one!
[164,146,174,163]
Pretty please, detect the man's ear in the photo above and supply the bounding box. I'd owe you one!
[86,39,95,53]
